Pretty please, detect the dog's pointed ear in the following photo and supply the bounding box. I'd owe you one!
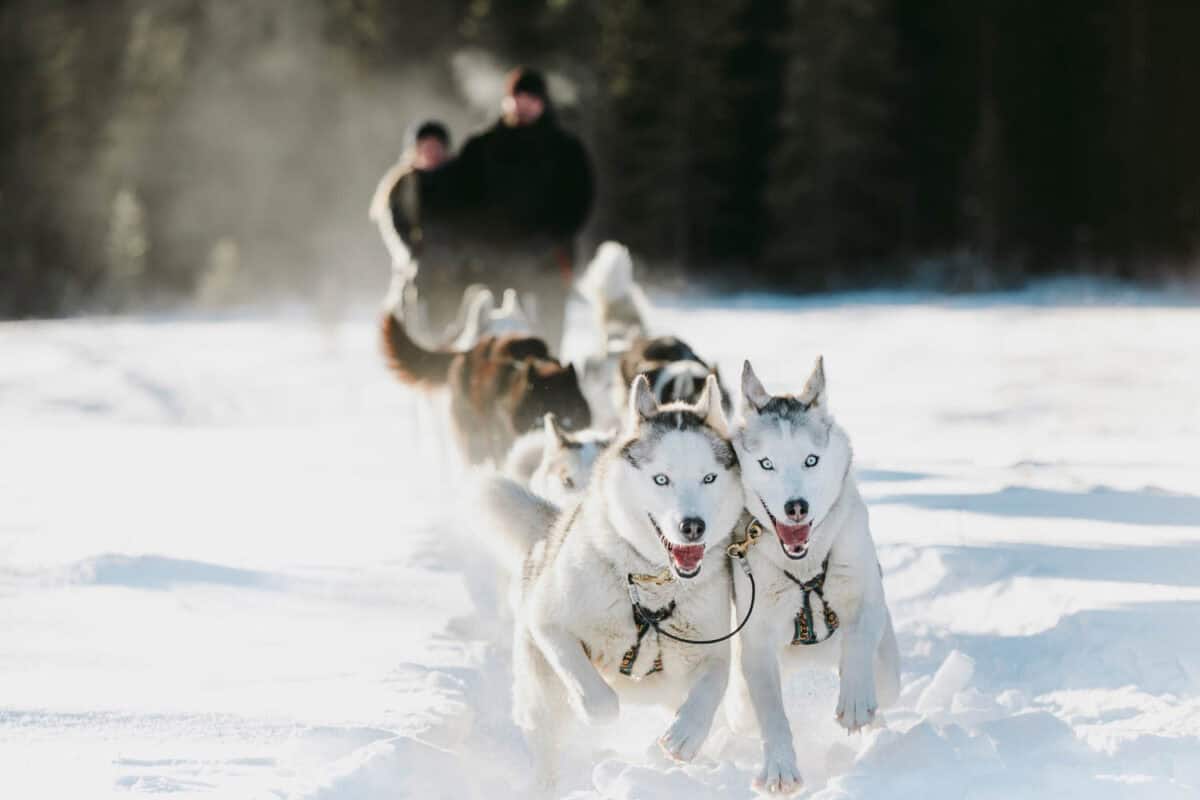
[499,288,518,314]
[626,374,658,426]
[695,374,728,436]
[543,413,570,449]
[798,355,826,409]
[741,360,770,413]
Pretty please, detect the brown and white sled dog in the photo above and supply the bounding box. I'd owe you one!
[482,376,744,790]
[727,358,900,795]
[503,413,613,507]
[380,312,591,466]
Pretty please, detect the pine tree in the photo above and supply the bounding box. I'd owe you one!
[595,0,750,269]
[763,0,901,287]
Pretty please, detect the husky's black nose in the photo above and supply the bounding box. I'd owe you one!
[784,498,809,522]
[678,517,706,542]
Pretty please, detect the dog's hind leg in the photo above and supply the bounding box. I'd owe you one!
[874,611,901,709]
[723,638,758,737]
[512,627,567,795]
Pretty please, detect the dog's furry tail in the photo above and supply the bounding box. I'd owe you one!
[478,474,560,574]
[578,241,635,304]
[380,311,455,387]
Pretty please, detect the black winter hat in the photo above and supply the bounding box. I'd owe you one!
[408,119,450,148]
[505,67,549,101]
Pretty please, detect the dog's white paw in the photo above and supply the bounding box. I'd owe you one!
[752,745,804,796]
[568,683,619,726]
[835,665,878,733]
[658,713,708,763]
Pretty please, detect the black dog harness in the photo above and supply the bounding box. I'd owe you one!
[784,557,840,645]
[619,597,674,677]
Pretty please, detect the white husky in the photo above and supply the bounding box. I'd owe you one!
[576,240,652,355]
[576,241,655,429]
[503,413,613,506]
[442,285,533,350]
[483,375,744,790]
[727,358,900,795]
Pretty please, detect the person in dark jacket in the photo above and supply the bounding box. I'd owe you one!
[419,68,594,352]
[371,120,454,322]
[371,119,451,269]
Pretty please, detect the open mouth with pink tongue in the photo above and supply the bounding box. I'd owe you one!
[758,495,811,559]
[649,514,706,578]
[774,521,811,559]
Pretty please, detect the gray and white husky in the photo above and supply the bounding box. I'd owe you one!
[727,358,900,795]
[503,413,613,506]
[483,375,744,790]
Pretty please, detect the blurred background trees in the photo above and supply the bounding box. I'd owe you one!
[3,0,1199,317]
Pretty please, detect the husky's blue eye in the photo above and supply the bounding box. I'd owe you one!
[702,473,717,484]
[758,458,774,471]
[804,454,819,468]
[653,474,670,486]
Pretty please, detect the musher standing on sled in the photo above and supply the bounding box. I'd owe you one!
[398,68,594,354]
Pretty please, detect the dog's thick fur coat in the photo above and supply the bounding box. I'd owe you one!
[504,413,613,507]
[381,313,590,464]
[482,376,744,791]
[727,358,900,795]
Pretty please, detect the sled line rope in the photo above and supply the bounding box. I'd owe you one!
[624,534,758,649]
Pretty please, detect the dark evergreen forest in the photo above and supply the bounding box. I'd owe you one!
[4,1,1198,316]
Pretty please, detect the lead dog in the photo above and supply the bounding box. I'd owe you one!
[481,375,744,791]
[727,358,900,795]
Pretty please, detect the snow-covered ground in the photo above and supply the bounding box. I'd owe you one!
[2,287,1199,798]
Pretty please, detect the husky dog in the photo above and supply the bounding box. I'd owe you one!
[727,358,900,795]
[576,241,651,355]
[576,242,654,429]
[620,336,731,408]
[439,285,534,350]
[381,313,591,465]
[483,375,744,789]
[504,414,613,506]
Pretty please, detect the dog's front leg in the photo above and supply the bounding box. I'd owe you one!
[529,620,619,725]
[741,637,803,795]
[658,649,729,763]
[835,587,886,733]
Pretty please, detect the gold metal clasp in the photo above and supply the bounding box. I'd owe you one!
[726,518,764,559]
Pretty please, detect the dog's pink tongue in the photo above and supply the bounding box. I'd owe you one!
[776,522,811,552]
[671,544,705,573]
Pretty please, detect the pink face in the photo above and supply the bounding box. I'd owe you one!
[412,137,447,170]
[503,91,546,126]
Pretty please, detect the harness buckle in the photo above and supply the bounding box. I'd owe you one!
[726,518,764,559]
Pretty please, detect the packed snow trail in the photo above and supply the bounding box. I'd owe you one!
[2,286,1199,798]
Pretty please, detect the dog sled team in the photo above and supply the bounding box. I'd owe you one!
[372,69,899,796]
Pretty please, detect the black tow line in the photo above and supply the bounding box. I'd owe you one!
[624,552,757,648]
